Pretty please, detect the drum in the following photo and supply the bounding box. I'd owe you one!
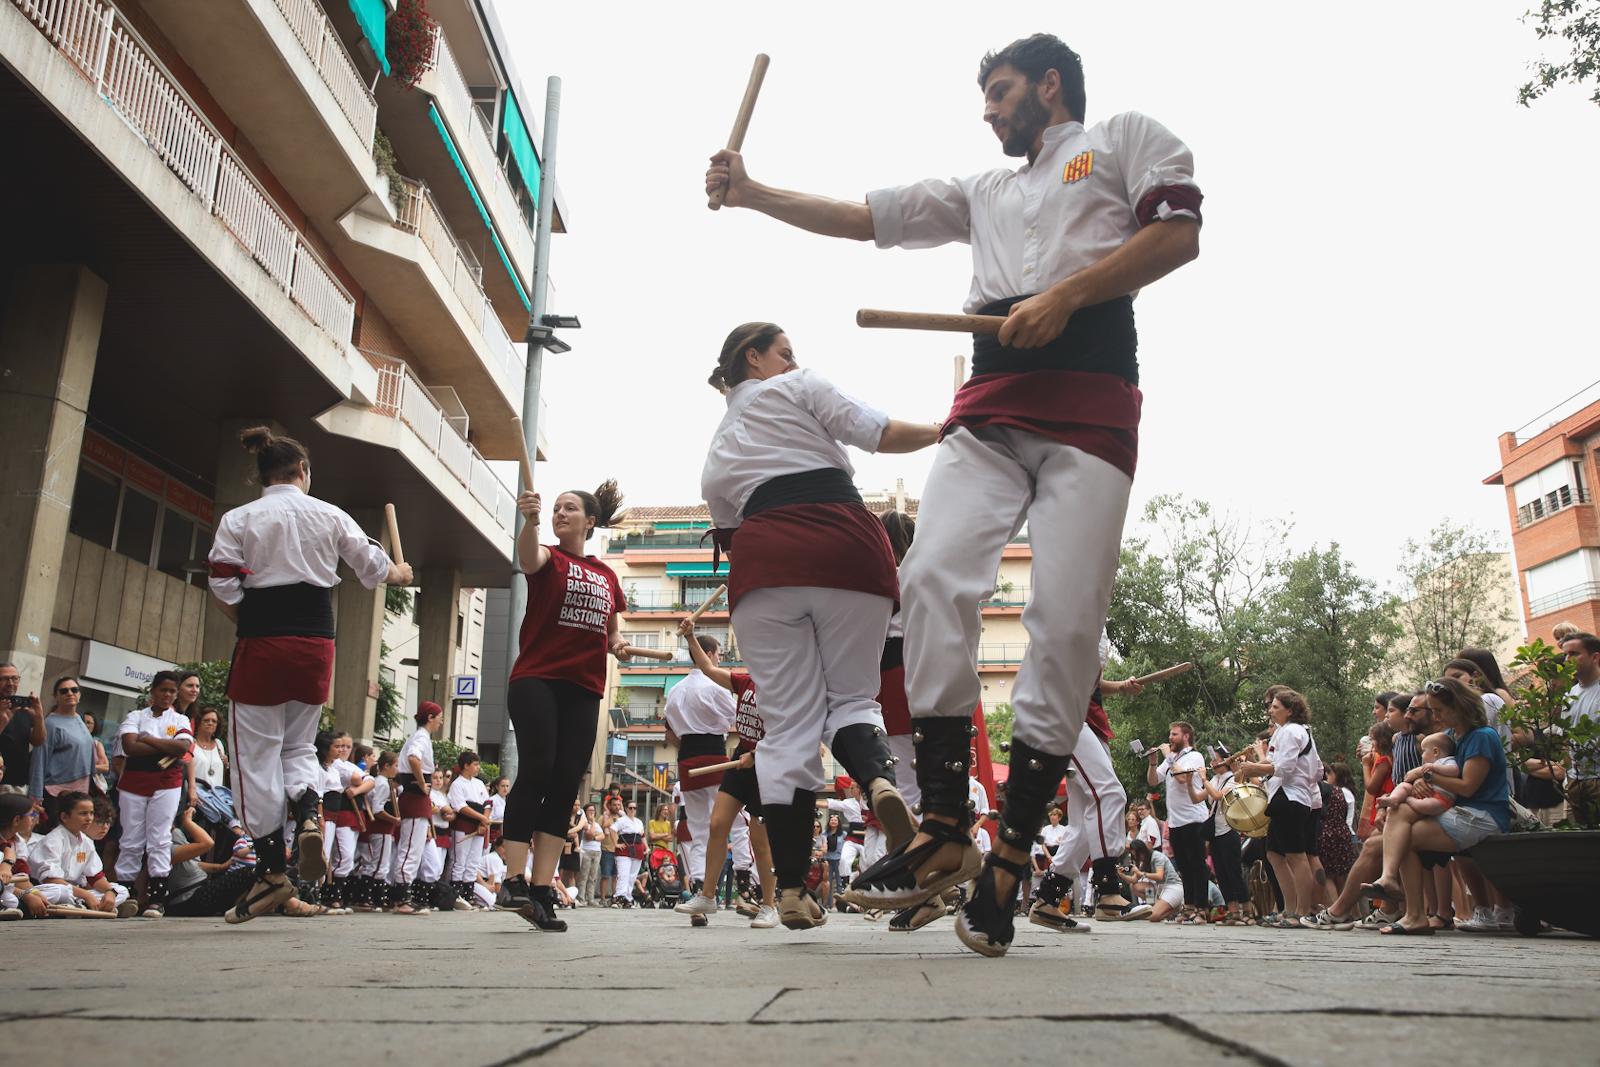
[1222,782,1270,838]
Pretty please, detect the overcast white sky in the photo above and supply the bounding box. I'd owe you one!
[498,1,1600,592]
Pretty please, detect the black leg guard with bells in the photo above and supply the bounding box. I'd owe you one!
[995,739,1071,856]
[760,791,817,890]
[912,716,980,824]
[831,722,916,850]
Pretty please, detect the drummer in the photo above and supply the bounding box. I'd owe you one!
[1195,749,1252,924]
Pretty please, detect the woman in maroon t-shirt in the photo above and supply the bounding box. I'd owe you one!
[499,481,629,932]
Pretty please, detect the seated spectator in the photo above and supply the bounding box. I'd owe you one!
[164,805,319,918]
[1361,723,1395,837]
[1379,733,1458,815]
[1363,677,1511,936]
[29,791,138,917]
[1122,839,1184,922]
[475,837,507,910]
[1,792,47,919]
[30,676,96,829]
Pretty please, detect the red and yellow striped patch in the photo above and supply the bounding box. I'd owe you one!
[1062,150,1094,184]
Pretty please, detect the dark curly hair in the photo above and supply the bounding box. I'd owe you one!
[978,33,1085,122]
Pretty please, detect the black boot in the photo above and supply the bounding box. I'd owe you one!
[142,876,168,918]
[518,883,568,933]
[502,873,534,911]
[831,723,916,850]
[763,793,827,930]
[847,717,981,907]
[1027,869,1088,933]
[292,792,325,882]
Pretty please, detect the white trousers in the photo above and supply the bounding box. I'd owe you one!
[229,700,323,838]
[355,835,392,879]
[886,734,920,810]
[1051,725,1128,877]
[903,427,1131,754]
[420,837,446,882]
[390,818,430,884]
[31,881,130,908]
[864,825,886,869]
[452,831,485,882]
[839,838,865,880]
[473,880,497,908]
[680,785,717,883]
[115,786,181,880]
[730,808,752,871]
[614,854,641,899]
[329,824,358,878]
[733,586,893,805]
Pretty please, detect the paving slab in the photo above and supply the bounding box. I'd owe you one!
[2,906,1595,1066]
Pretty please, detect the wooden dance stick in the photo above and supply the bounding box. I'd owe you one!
[856,309,1006,334]
[47,905,116,919]
[510,416,536,493]
[623,646,675,662]
[685,585,727,623]
[708,53,770,210]
[385,503,405,566]
[1134,662,1194,686]
[689,758,743,778]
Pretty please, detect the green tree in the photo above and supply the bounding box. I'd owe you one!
[1256,545,1401,764]
[1520,1,1600,108]
[985,703,1014,764]
[1394,521,1513,683]
[140,660,231,718]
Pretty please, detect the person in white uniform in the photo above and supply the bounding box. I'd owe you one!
[28,792,135,916]
[208,426,409,923]
[448,751,492,908]
[663,645,737,919]
[389,703,444,914]
[706,33,1202,958]
[700,323,937,929]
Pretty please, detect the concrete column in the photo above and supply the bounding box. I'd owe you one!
[332,508,385,743]
[0,265,107,693]
[200,418,286,661]
[416,566,461,734]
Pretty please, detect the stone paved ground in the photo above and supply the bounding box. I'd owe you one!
[3,906,1596,1066]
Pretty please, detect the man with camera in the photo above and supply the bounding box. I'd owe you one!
[1146,721,1210,923]
[0,663,45,791]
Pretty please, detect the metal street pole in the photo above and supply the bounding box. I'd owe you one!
[500,75,561,782]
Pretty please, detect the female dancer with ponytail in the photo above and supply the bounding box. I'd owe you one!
[701,322,938,929]
[208,427,410,924]
[498,482,631,931]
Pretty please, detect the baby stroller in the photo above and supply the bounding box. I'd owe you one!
[644,846,684,907]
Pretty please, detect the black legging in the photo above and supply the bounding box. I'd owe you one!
[505,677,600,842]
[1210,829,1250,904]
[1167,821,1211,908]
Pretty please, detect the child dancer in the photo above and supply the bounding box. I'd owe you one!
[115,672,192,915]
[31,791,136,917]
[390,703,444,914]
[448,751,492,908]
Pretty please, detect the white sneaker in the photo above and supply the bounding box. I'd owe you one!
[0,907,22,921]
[674,893,719,916]
[1356,907,1399,930]
[452,897,472,911]
[1457,906,1497,933]
[750,904,780,929]
[1493,905,1516,931]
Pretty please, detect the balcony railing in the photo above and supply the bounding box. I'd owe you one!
[606,531,712,553]
[394,177,526,406]
[978,643,1027,665]
[1516,485,1591,529]
[367,350,517,534]
[428,26,535,275]
[12,0,356,343]
[268,0,377,146]
[1528,581,1600,619]
[982,587,1029,608]
[620,591,728,613]
[619,652,744,669]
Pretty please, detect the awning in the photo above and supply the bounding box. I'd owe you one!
[620,676,668,690]
[347,0,389,75]
[666,562,730,577]
[500,93,539,208]
[426,103,531,310]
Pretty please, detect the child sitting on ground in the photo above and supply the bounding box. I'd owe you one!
[31,791,138,917]
[1,793,47,919]
[1378,732,1459,816]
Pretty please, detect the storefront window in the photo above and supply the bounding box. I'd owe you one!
[114,487,158,565]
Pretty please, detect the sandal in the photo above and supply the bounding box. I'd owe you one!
[1220,913,1249,927]
[1428,913,1455,931]
[1379,921,1434,936]
[955,853,1031,958]
[890,898,947,932]
[847,819,982,910]
[1360,879,1402,903]
[225,873,295,925]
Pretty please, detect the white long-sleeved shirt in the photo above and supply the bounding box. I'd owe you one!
[867,113,1201,312]
[399,728,434,780]
[663,670,736,737]
[1265,723,1321,806]
[208,484,391,605]
[31,825,105,886]
[701,369,888,530]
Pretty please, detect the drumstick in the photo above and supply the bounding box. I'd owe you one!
[689,758,743,778]
[709,54,770,210]
[623,646,675,662]
[47,905,117,919]
[510,416,536,493]
[856,309,1006,334]
[385,503,405,566]
[1134,662,1194,686]
[685,585,727,623]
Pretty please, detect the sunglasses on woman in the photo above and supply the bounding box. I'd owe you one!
[57,686,80,694]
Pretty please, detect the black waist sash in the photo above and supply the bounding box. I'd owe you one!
[971,295,1138,383]
[322,790,348,812]
[237,583,335,639]
[678,733,726,759]
[880,636,904,672]
[743,468,863,520]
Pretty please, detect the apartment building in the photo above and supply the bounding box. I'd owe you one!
[0,0,560,746]
[1485,382,1600,641]
[587,485,1034,801]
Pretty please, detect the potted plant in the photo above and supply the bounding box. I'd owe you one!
[1470,638,1600,937]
